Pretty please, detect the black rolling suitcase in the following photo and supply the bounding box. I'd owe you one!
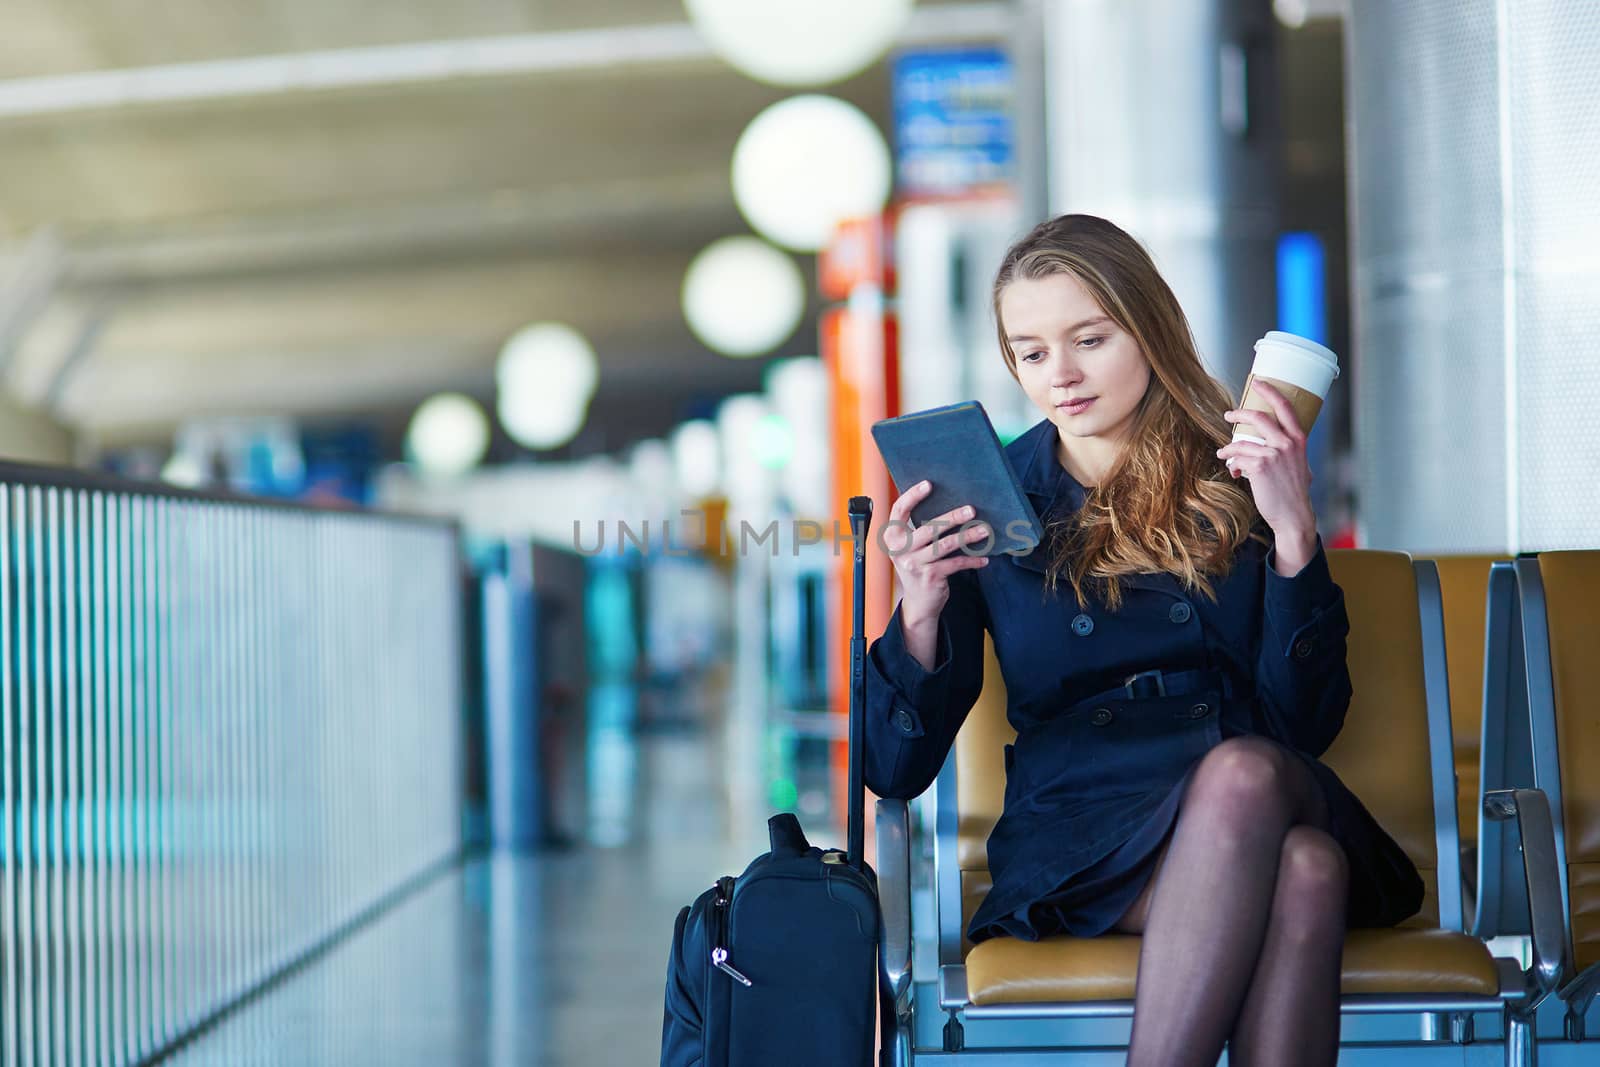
[661,496,891,1067]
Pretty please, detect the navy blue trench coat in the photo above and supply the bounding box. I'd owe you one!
[864,418,1425,944]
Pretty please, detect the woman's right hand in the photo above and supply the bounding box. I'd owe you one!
[885,480,991,632]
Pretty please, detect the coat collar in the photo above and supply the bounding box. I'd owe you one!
[1007,419,1083,575]
[1011,417,1088,522]
[1004,418,1178,596]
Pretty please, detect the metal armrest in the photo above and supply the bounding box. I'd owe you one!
[1483,787,1568,998]
[876,798,912,1002]
[1557,963,1600,1040]
[1414,560,1467,932]
[1473,562,1537,941]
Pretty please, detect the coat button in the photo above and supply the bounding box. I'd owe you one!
[895,709,917,733]
[1293,637,1315,660]
[1169,602,1192,624]
[1071,614,1094,636]
[1090,707,1114,726]
[1189,703,1211,719]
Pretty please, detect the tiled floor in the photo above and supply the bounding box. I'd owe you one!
[159,722,777,1065]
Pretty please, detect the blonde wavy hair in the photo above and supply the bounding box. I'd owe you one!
[993,214,1264,609]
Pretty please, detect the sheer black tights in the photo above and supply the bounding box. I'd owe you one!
[1116,737,1349,1067]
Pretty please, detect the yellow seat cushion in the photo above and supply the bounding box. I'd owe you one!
[965,927,1500,1005]
[967,934,1144,1004]
[1339,928,1501,996]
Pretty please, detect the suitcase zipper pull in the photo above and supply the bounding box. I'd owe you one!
[710,878,753,986]
[711,947,753,987]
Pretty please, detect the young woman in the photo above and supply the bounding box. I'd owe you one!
[863,214,1423,1067]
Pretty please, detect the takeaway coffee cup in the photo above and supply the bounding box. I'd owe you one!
[1228,331,1340,467]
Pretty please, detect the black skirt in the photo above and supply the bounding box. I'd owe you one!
[969,742,1427,943]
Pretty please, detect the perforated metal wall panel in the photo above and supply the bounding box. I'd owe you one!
[1346,0,1506,552]
[1506,0,1600,549]
[1347,0,1600,552]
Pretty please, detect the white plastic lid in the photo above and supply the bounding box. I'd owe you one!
[1257,331,1339,376]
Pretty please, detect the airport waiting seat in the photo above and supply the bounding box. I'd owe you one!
[876,551,1562,1065]
[1492,553,1600,1040]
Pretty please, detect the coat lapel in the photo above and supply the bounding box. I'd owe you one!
[1008,421,1081,575]
[1003,420,1181,597]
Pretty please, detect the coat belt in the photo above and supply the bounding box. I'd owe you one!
[1062,667,1227,716]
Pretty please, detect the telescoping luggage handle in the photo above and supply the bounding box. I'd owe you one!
[847,495,872,872]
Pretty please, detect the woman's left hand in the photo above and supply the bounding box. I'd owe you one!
[1217,381,1318,568]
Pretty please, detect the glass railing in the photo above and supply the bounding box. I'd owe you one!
[1,462,464,1067]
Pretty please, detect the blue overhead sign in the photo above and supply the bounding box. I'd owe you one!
[892,47,1014,195]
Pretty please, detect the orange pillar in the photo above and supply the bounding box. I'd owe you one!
[820,215,900,833]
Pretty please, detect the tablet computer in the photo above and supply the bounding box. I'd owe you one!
[870,401,1045,557]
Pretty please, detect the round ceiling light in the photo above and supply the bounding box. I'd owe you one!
[671,419,722,498]
[496,322,598,450]
[762,356,831,517]
[764,355,828,424]
[732,94,892,251]
[407,393,489,478]
[629,438,676,490]
[716,394,774,500]
[498,390,591,451]
[682,236,805,357]
[497,322,598,400]
[684,0,917,87]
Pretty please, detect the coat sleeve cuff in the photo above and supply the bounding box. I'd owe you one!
[867,599,955,737]
[1263,535,1343,659]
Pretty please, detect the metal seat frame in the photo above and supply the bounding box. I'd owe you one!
[1487,559,1600,1042]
